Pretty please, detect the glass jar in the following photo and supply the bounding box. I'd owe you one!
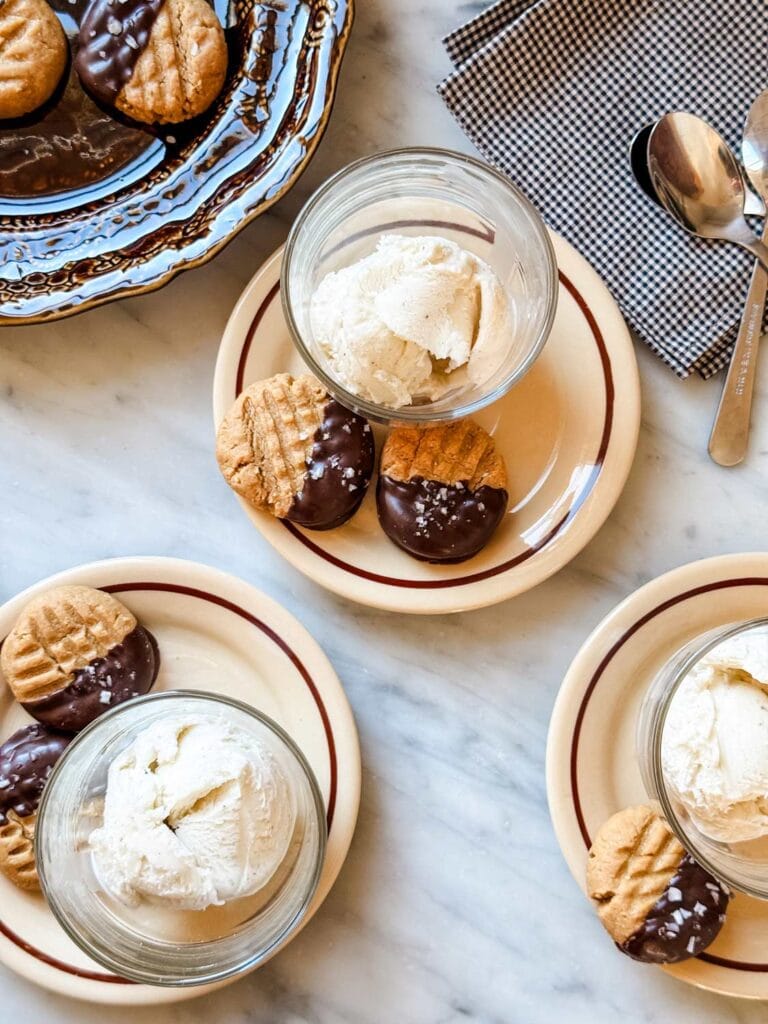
[281,147,558,425]
[638,618,768,898]
[36,690,326,985]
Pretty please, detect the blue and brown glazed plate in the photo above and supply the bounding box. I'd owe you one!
[0,0,352,323]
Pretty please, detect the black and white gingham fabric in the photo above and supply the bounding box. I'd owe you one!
[439,0,768,378]
[444,0,534,66]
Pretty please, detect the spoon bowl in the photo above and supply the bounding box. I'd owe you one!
[649,114,747,235]
[743,90,768,197]
[648,112,768,268]
[632,119,765,216]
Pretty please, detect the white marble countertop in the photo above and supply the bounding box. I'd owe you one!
[3,1,768,1020]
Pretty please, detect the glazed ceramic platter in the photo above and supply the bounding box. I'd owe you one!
[212,233,641,614]
[0,0,351,323]
[547,553,768,999]
[0,557,360,1005]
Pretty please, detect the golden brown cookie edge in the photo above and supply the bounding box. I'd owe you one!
[0,0,68,119]
[586,804,685,945]
[0,811,40,891]
[0,585,137,704]
[216,373,329,518]
[381,420,508,492]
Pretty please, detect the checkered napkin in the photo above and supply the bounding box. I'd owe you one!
[438,0,768,378]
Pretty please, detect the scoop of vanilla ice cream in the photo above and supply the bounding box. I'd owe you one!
[661,629,768,843]
[704,629,768,684]
[309,234,513,408]
[90,717,295,910]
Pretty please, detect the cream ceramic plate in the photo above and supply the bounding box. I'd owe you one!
[0,557,360,1005]
[212,233,640,614]
[546,552,768,999]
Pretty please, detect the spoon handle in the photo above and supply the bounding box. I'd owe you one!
[739,236,768,272]
[708,232,768,466]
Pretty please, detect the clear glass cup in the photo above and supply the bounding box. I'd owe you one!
[36,690,326,986]
[281,147,558,425]
[638,618,768,898]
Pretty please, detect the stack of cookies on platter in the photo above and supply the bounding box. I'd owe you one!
[216,373,510,564]
[0,586,159,890]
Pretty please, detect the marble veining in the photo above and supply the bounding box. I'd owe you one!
[2,0,768,1020]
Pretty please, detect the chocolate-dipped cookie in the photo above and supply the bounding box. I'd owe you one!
[1,585,160,732]
[587,804,729,964]
[75,0,227,125]
[376,421,508,563]
[0,724,70,890]
[216,373,375,531]
[0,0,68,119]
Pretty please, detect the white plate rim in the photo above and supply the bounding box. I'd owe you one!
[212,232,641,614]
[0,556,360,1006]
[546,551,768,999]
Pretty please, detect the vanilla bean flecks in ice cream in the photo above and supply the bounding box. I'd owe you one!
[89,716,295,910]
[310,234,515,409]
[662,627,768,843]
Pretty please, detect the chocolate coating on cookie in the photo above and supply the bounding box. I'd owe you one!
[0,725,70,823]
[587,804,730,965]
[377,476,507,562]
[287,400,375,531]
[377,420,508,563]
[621,854,729,964]
[75,0,227,124]
[216,374,375,529]
[75,0,165,106]
[22,625,160,733]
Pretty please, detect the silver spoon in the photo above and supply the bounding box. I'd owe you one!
[631,122,765,217]
[709,93,768,466]
[648,111,768,269]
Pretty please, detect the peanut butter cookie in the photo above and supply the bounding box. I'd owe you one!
[1,585,159,732]
[75,0,227,125]
[0,724,70,890]
[216,373,375,531]
[587,804,729,964]
[0,0,67,119]
[377,420,508,563]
